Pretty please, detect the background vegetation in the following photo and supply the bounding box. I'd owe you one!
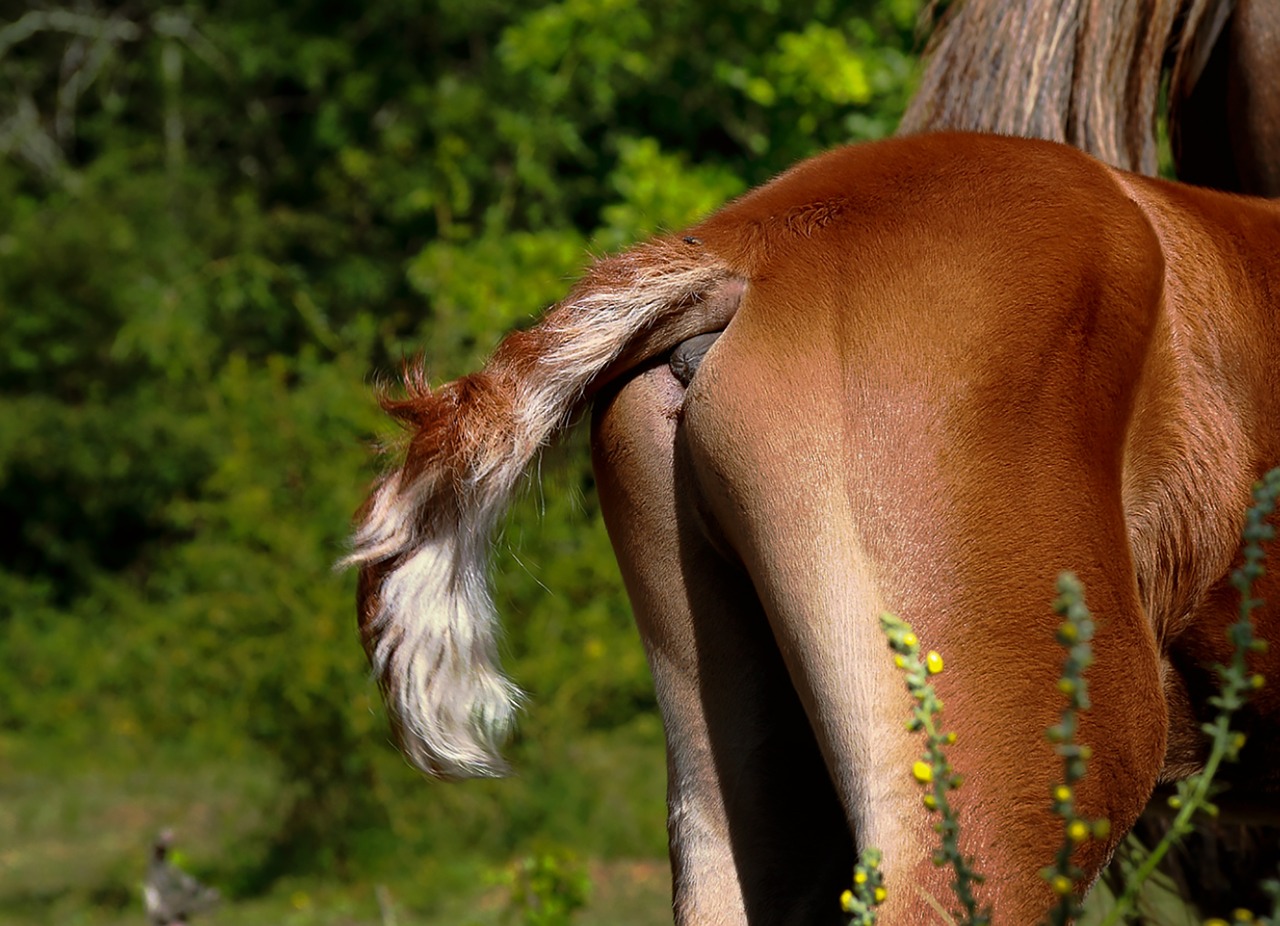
[0,1,924,922]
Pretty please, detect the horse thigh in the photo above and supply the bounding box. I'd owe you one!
[679,323,1167,923]
[592,365,854,926]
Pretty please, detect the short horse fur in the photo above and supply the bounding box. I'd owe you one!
[347,132,1280,924]
[902,0,1280,912]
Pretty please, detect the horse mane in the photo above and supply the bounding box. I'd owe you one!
[900,0,1223,176]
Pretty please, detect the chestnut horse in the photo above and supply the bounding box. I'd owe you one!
[902,0,1280,912]
[348,132,1280,923]
[900,0,1280,197]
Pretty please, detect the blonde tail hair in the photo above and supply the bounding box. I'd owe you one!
[344,235,740,779]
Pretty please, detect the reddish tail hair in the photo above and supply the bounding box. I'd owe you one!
[343,235,740,779]
[900,0,1224,176]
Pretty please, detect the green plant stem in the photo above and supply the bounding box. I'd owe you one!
[1041,572,1102,925]
[1097,738,1229,925]
[1099,467,1280,925]
[880,613,989,926]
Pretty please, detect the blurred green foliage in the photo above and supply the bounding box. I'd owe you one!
[501,847,591,926]
[0,0,923,914]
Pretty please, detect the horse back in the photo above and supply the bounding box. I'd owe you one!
[681,132,1280,807]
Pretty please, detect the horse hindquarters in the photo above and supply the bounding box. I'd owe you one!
[671,164,1171,920]
[592,367,855,926]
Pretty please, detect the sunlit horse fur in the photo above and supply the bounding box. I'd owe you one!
[348,132,1280,924]
[903,0,1280,911]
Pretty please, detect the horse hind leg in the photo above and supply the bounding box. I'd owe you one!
[676,298,1167,923]
[592,363,854,926]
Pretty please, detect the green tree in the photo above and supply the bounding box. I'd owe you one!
[0,0,924,897]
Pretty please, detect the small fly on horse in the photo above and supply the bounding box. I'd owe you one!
[348,130,1280,923]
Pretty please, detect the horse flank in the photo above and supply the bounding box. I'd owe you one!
[343,236,737,779]
[900,0,1220,175]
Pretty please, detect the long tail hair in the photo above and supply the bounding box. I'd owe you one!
[343,235,740,779]
[899,0,1225,176]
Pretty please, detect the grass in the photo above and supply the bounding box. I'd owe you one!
[0,733,278,925]
[0,727,671,926]
[1079,867,1204,926]
[0,861,672,926]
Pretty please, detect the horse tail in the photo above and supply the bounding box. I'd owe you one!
[899,0,1219,177]
[343,235,740,780]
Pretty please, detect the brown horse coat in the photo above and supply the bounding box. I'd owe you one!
[349,132,1280,923]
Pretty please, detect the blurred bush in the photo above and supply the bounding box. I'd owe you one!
[0,0,924,901]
